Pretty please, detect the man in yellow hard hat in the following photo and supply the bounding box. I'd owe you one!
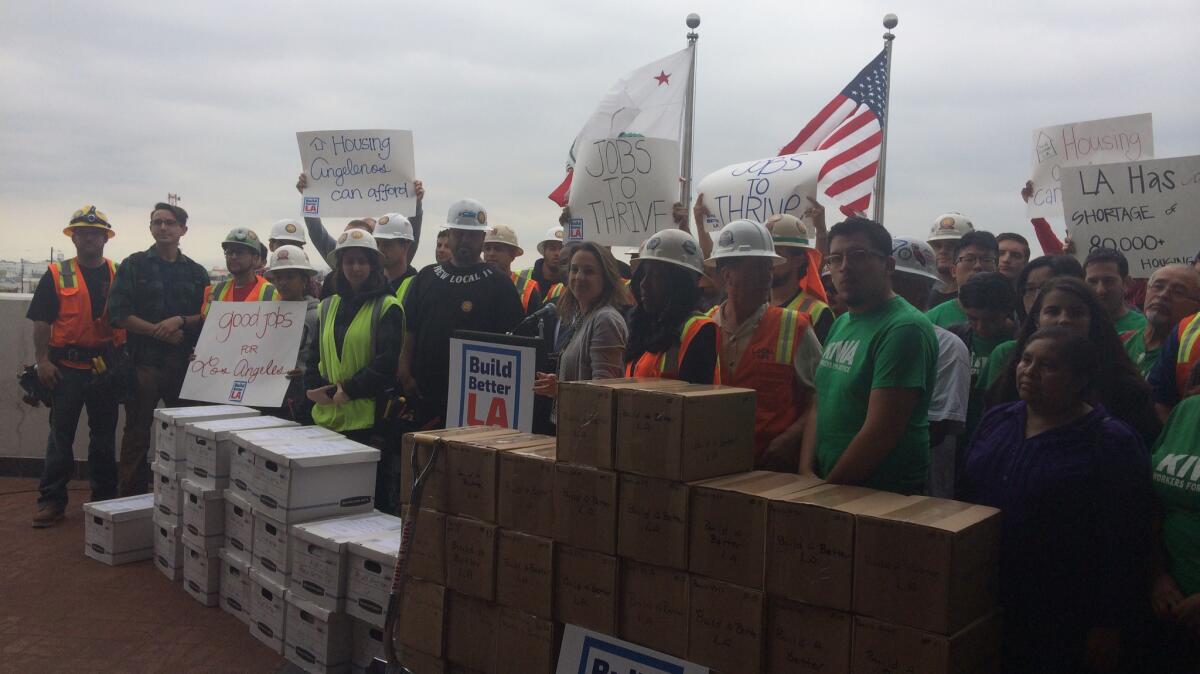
[484,225,543,315]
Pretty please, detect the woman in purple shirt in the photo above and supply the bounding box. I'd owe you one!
[960,327,1153,673]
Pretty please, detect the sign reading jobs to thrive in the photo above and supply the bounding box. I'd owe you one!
[567,136,680,247]
[694,151,830,230]
[446,337,536,432]
[296,129,416,218]
[1061,155,1200,278]
[1026,113,1153,220]
[180,301,307,407]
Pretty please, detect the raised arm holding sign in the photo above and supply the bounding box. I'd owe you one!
[567,136,680,247]
[296,130,416,218]
[694,151,830,230]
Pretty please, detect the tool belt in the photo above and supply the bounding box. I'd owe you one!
[49,344,113,365]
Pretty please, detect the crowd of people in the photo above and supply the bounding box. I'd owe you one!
[24,175,1200,672]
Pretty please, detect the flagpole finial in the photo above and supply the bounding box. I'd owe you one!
[686,13,700,29]
[883,13,898,38]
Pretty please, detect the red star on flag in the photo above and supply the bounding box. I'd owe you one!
[653,70,670,86]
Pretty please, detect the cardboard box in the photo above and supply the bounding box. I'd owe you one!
[351,619,384,670]
[186,415,298,489]
[152,462,183,516]
[495,530,553,619]
[154,520,183,581]
[250,567,289,654]
[284,592,353,674]
[496,608,557,674]
[445,592,498,673]
[153,405,259,474]
[400,426,515,510]
[345,529,404,628]
[398,646,446,674]
[553,463,617,555]
[556,378,690,469]
[616,383,757,481]
[766,598,852,674]
[688,471,823,589]
[619,560,689,658]
[767,485,899,611]
[253,510,292,585]
[850,612,1002,674]
[445,515,497,601]
[229,425,343,499]
[183,539,221,606]
[497,444,556,537]
[252,437,379,523]
[83,493,154,558]
[446,432,552,523]
[84,542,151,566]
[617,474,689,570]
[555,545,618,635]
[289,511,404,611]
[688,575,764,674]
[220,548,252,626]
[224,490,255,565]
[181,478,224,549]
[853,496,1001,635]
[402,506,446,584]
[398,579,446,657]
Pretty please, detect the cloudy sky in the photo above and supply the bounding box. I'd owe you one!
[2,0,1197,272]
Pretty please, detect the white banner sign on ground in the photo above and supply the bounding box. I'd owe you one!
[694,151,830,230]
[446,337,536,431]
[555,624,708,674]
[1062,155,1200,278]
[567,136,680,247]
[296,129,416,218]
[181,300,307,406]
[1026,113,1153,220]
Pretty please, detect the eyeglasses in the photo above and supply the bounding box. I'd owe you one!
[151,218,179,227]
[826,249,887,268]
[1149,280,1200,302]
[956,254,997,266]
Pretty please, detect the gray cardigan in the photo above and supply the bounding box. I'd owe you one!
[556,305,629,383]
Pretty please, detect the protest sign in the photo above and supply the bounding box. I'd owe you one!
[446,336,537,432]
[181,301,306,407]
[296,129,416,218]
[694,151,830,230]
[555,624,708,674]
[567,136,680,247]
[1062,155,1200,278]
[1026,113,1153,220]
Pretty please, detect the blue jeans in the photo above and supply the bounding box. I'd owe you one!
[38,366,118,509]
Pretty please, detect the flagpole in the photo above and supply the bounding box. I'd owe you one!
[873,13,898,224]
[680,13,700,212]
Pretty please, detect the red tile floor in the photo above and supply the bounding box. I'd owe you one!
[0,477,290,672]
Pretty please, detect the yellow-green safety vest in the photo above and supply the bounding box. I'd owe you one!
[313,293,402,431]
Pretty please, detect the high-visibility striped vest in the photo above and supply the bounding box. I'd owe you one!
[517,268,564,302]
[47,258,126,368]
[509,271,539,313]
[545,282,565,301]
[312,293,401,432]
[395,275,415,305]
[1174,312,1200,398]
[626,313,719,383]
[201,276,279,316]
[781,291,831,328]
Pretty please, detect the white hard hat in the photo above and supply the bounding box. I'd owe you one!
[484,225,524,256]
[536,225,566,255]
[632,229,704,275]
[326,229,383,267]
[765,214,816,250]
[705,219,785,267]
[264,245,317,279]
[891,236,944,283]
[373,213,415,241]
[269,219,306,245]
[927,212,974,243]
[445,198,489,231]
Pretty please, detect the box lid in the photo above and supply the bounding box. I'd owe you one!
[256,438,380,468]
[452,432,556,452]
[224,489,253,511]
[292,511,405,550]
[188,415,299,441]
[249,566,288,594]
[181,478,225,500]
[83,493,155,522]
[285,589,336,621]
[153,405,259,426]
[503,445,557,462]
[649,383,756,399]
[774,484,897,515]
[231,425,341,449]
[406,425,510,445]
[219,546,250,571]
[150,461,178,479]
[347,529,405,564]
[691,470,823,499]
[865,496,1001,533]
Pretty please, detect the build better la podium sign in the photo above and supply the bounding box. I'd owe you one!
[446,336,536,431]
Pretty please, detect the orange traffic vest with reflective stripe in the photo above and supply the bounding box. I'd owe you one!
[201,276,279,316]
[509,271,540,313]
[1174,312,1200,397]
[546,282,565,301]
[48,258,126,368]
[717,306,812,458]
[626,313,720,383]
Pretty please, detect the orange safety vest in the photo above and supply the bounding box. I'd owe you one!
[48,258,126,369]
[546,282,565,301]
[1174,312,1200,397]
[717,306,812,458]
[201,276,279,316]
[625,313,720,383]
[509,271,540,313]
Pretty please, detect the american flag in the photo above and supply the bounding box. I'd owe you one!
[779,49,889,216]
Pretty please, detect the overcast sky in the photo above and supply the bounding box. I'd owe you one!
[2,0,1197,272]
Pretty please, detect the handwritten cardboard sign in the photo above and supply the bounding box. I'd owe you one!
[1026,113,1153,220]
[446,337,536,432]
[296,129,416,218]
[694,151,830,230]
[567,136,680,247]
[181,300,307,407]
[1061,155,1200,278]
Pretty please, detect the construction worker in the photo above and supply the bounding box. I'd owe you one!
[267,218,306,252]
[373,213,418,304]
[1122,265,1200,378]
[707,219,822,471]
[625,229,719,384]
[1150,306,1200,421]
[484,225,543,314]
[264,245,320,423]
[926,212,975,309]
[201,228,279,316]
[27,206,126,527]
[765,213,834,342]
[517,225,566,302]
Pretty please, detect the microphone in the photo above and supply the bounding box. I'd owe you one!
[511,302,558,332]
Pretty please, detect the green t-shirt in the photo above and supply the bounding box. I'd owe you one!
[925,299,968,330]
[1121,328,1161,378]
[1114,308,1148,334]
[1151,397,1200,596]
[983,339,1016,389]
[815,296,938,494]
[966,332,1008,438]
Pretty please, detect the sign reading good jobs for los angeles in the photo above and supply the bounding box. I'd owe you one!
[568,137,680,247]
[695,150,831,230]
[1061,155,1200,278]
[181,301,307,407]
[296,129,416,218]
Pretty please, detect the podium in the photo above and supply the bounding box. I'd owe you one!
[445,330,545,432]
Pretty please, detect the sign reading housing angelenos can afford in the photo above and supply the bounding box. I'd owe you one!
[296,129,416,218]
[1061,155,1200,278]
[181,300,307,407]
[446,337,536,432]
[567,136,680,247]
